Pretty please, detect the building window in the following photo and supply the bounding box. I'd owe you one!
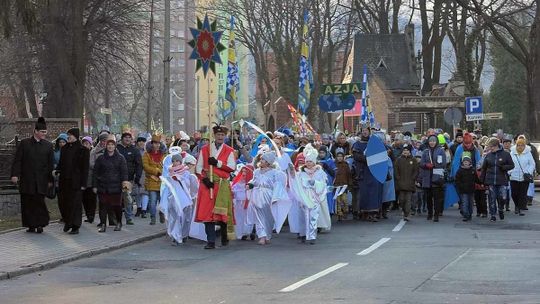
[219,73,224,79]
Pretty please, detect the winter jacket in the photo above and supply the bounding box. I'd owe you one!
[57,140,90,190]
[419,146,446,188]
[455,166,477,194]
[93,150,128,194]
[11,137,54,195]
[508,145,535,182]
[142,148,165,192]
[480,147,514,186]
[394,155,419,192]
[117,143,143,184]
[330,142,351,158]
[334,160,352,187]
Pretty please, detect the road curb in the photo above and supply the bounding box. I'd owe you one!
[1,230,166,281]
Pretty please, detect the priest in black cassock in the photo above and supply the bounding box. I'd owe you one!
[11,117,54,233]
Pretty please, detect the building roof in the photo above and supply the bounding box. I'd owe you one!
[351,33,420,91]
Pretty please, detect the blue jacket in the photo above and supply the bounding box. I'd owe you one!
[480,147,514,186]
[419,146,446,188]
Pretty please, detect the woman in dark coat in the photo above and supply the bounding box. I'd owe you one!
[57,128,90,234]
[93,136,128,232]
[11,117,54,233]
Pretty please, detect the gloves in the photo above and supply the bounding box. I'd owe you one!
[425,163,434,170]
[208,157,218,166]
[202,177,214,189]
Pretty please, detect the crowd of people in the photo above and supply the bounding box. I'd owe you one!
[10,117,538,249]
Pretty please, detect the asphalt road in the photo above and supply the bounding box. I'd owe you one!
[2,195,540,304]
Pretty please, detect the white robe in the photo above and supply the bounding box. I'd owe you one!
[160,171,193,243]
[271,153,293,233]
[247,168,287,239]
[232,181,253,239]
[291,167,329,239]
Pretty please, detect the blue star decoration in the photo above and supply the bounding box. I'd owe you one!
[188,14,226,78]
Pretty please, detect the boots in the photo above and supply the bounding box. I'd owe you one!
[159,212,165,223]
[135,207,142,217]
[114,223,122,231]
[499,211,505,220]
[204,242,215,249]
[220,223,229,246]
[98,224,107,233]
[141,210,147,218]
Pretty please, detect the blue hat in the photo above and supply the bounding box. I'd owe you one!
[56,133,68,143]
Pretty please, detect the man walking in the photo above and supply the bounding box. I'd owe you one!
[117,132,142,225]
[11,117,54,233]
[57,128,90,234]
[195,124,236,249]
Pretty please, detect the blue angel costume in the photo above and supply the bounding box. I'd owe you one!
[317,146,337,214]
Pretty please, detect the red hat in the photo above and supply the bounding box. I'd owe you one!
[463,132,473,145]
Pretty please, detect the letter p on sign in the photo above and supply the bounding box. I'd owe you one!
[466,97,483,114]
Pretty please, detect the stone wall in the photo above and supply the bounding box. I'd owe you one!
[0,189,20,216]
[16,118,80,142]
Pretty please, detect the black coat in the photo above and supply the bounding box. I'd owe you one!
[117,143,143,184]
[455,166,477,194]
[480,148,514,186]
[58,140,90,190]
[11,137,54,195]
[93,150,128,194]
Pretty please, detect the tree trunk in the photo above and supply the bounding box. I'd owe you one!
[528,5,540,139]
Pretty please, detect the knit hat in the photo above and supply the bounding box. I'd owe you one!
[136,136,146,143]
[98,133,109,142]
[35,117,47,131]
[335,147,345,156]
[455,130,464,138]
[428,134,438,143]
[437,134,446,145]
[402,144,411,152]
[461,155,472,164]
[183,154,197,165]
[261,151,276,164]
[463,132,473,145]
[67,128,80,139]
[121,132,132,139]
[82,136,93,145]
[106,134,117,145]
[56,133,68,143]
[171,153,183,163]
[303,144,318,163]
[486,137,500,147]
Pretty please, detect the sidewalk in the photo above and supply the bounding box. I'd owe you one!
[0,216,165,280]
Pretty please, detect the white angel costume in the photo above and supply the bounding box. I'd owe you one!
[160,156,194,244]
[247,152,288,240]
[290,144,328,241]
[231,164,255,239]
[271,152,293,233]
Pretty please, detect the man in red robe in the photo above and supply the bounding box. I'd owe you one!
[195,124,236,249]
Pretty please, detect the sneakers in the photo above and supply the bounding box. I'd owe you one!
[36,227,43,233]
[126,219,134,225]
[403,217,409,222]
[204,242,215,249]
[433,216,439,222]
[134,208,142,217]
[490,216,496,222]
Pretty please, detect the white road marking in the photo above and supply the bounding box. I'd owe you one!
[357,237,391,256]
[392,220,406,232]
[279,263,349,292]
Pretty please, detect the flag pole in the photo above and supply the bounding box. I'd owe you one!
[208,76,214,200]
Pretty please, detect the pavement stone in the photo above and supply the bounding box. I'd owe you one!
[0,216,165,280]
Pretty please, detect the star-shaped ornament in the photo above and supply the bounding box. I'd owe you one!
[188,14,226,77]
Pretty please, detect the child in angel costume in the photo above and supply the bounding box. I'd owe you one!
[246,151,288,245]
[160,153,196,245]
[231,164,255,240]
[289,144,328,245]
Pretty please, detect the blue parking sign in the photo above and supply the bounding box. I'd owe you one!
[465,97,483,114]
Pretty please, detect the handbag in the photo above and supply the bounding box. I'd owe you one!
[516,157,534,183]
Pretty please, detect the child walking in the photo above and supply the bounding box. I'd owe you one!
[333,149,352,221]
[394,144,419,221]
[455,155,478,221]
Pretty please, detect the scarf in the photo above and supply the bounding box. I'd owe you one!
[169,164,189,179]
